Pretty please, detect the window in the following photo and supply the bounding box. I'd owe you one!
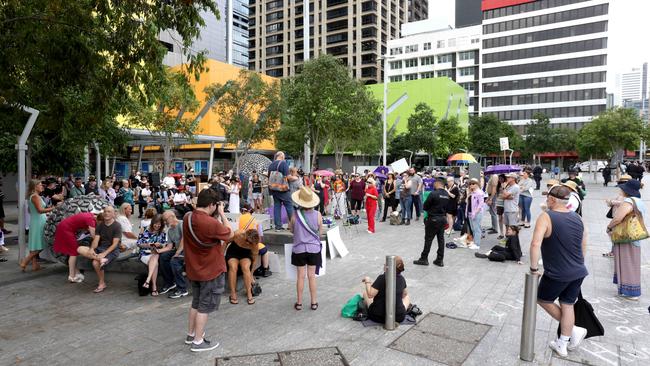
[483,21,609,49]
[266,11,283,22]
[326,32,347,44]
[458,51,474,61]
[482,55,607,78]
[482,38,607,64]
[389,75,403,82]
[390,47,403,55]
[437,54,452,63]
[420,71,434,79]
[390,60,402,69]
[459,67,475,76]
[437,69,453,78]
[405,44,418,53]
[460,82,475,91]
[420,56,434,65]
[437,40,445,48]
[266,22,283,33]
[423,42,431,50]
[404,58,417,68]
[448,38,456,47]
[471,38,480,44]
[405,73,418,81]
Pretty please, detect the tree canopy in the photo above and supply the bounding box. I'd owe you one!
[468,114,522,157]
[576,108,643,159]
[523,113,577,158]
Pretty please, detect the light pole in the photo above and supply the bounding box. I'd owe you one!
[382,55,395,167]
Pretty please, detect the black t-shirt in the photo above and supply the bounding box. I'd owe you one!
[423,188,450,217]
[368,273,407,322]
[187,174,196,187]
[447,185,459,209]
[252,180,262,193]
[43,185,64,205]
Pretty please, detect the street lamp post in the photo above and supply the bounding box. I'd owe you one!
[382,55,395,167]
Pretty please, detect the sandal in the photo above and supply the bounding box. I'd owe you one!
[151,291,159,297]
[310,303,319,311]
[93,286,106,293]
[294,302,303,311]
[247,298,256,305]
[19,260,27,272]
[142,281,150,289]
[229,296,239,305]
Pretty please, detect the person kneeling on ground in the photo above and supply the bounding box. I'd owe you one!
[361,256,420,323]
[474,225,523,264]
[226,228,261,305]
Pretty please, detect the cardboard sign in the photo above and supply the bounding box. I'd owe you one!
[326,226,348,259]
[390,158,409,174]
[499,137,510,151]
[284,242,327,280]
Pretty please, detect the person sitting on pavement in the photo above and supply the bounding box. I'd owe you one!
[116,203,138,251]
[136,214,169,297]
[238,204,272,278]
[361,256,415,323]
[159,210,188,298]
[474,225,523,264]
[84,206,122,293]
[225,228,261,305]
[53,210,102,283]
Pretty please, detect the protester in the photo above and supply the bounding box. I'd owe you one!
[533,165,543,190]
[518,170,534,228]
[381,173,398,222]
[364,178,379,234]
[408,168,423,221]
[136,214,168,297]
[501,173,520,227]
[20,180,56,272]
[99,179,116,205]
[561,170,586,200]
[466,178,486,250]
[602,175,632,257]
[183,189,233,352]
[475,225,523,263]
[87,206,122,293]
[267,151,296,230]
[445,177,459,237]
[251,173,264,213]
[313,175,327,215]
[494,174,507,240]
[226,228,261,305]
[399,173,412,225]
[602,166,612,187]
[486,174,500,235]
[361,256,411,323]
[348,173,365,218]
[414,177,449,267]
[52,211,101,282]
[227,177,241,214]
[159,210,188,298]
[561,181,583,216]
[607,179,645,300]
[529,185,588,357]
[289,186,323,311]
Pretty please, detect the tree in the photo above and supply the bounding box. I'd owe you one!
[388,133,413,163]
[435,116,467,159]
[210,70,281,173]
[0,0,219,173]
[403,103,438,156]
[522,113,577,160]
[468,114,522,157]
[576,108,643,159]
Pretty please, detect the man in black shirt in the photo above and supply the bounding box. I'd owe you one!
[414,177,449,267]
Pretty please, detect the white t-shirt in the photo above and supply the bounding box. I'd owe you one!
[140,219,151,232]
[140,187,151,198]
[163,176,176,187]
[173,192,187,204]
[116,215,137,249]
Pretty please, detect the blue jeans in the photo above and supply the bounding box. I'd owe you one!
[400,195,412,220]
[519,195,532,223]
[410,194,422,219]
[159,251,187,291]
[469,211,483,248]
[271,190,294,229]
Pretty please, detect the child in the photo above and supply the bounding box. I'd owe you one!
[140,208,156,234]
[474,225,523,264]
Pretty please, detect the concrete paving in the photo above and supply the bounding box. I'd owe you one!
[0,174,649,366]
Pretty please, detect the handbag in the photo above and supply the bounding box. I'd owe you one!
[268,161,289,192]
[610,198,650,244]
[557,292,604,338]
[341,294,363,318]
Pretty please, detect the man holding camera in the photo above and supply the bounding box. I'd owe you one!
[183,189,234,352]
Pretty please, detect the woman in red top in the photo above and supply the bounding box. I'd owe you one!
[53,211,101,283]
[365,178,379,234]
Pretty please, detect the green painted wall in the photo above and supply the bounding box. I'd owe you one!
[367,78,469,134]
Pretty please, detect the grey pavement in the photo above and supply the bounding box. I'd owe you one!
[1,174,649,366]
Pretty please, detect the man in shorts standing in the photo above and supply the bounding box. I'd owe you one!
[501,173,520,227]
[529,185,588,357]
[183,189,233,352]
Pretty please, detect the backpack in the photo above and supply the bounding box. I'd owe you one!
[268,161,288,192]
[389,211,401,225]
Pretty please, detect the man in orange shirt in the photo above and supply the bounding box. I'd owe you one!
[183,189,233,352]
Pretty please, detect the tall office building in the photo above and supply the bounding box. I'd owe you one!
[387,24,482,115]
[247,0,414,84]
[617,63,648,103]
[480,0,609,130]
[409,0,429,21]
[160,3,249,69]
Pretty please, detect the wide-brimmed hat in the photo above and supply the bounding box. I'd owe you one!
[618,179,641,198]
[506,173,518,178]
[561,181,579,193]
[546,179,560,187]
[291,186,320,208]
[618,174,632,183]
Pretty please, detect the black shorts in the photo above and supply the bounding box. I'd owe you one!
[350,199,362,211]
[191,274,225,314]
[225,243,253,262]
[291,251,322,267]
[537,275,584,305]
[446,204,457,215]
[496,206,504,215]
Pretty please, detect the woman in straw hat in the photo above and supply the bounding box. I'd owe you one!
[289,186,323,311]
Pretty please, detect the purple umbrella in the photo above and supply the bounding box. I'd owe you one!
[484,164,522,175]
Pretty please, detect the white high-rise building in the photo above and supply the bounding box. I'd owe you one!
[480,0,609,130]
[616,63,648,104]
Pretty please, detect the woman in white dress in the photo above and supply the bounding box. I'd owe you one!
[229,177,241,214]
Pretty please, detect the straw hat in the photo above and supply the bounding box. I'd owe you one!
[618,174,632,183]
[561,180,579,193]
[291,186,320,208]
[546,179,560,187]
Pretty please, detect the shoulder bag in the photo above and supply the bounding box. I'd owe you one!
[611,198,650,244]
[268,161,289,192]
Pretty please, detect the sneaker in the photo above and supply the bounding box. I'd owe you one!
[549,340,568,357]
[405,220,410,226]
[184,332,204,344]
[0,246,8,252]
[160,284,177,295]
[474,252,488,258]
[169,289,189,299]
[253,267,264,277]
[467,244,480,250]
[190,339,220,352]
[262,268,272,277]
[487,229,498,234]
[432,260,444,267]
[413,258,429,266]
[568,326,587,351]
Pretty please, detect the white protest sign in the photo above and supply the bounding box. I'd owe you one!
[284,242,327,280]
[326,226,348,259]
[390,158,409,174]
[499,137,510,151]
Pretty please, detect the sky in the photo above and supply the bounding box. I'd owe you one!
[430,0,650,92]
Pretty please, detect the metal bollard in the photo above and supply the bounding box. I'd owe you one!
[384,255,397,330]
[520,272,540,361]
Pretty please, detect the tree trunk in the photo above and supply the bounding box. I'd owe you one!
[163,139,172,176]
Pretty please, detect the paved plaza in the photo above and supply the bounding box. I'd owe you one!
[1,175,649,366]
